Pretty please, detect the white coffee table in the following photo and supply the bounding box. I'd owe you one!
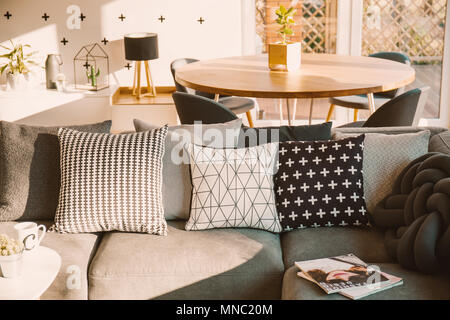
[0,246,61,300]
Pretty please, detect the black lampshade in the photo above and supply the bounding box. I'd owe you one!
[124,33,159,61]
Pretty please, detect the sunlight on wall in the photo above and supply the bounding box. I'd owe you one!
[100,0,242,86]
[0,0,243,87]
[0,24,59,85]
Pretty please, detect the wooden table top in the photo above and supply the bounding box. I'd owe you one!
[175,54,416,99]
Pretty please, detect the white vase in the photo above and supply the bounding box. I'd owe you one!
[268,42,302,71]
[0,253,23,278]
[6,73,29,91]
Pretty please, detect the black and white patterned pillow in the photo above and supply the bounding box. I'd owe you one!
[274,135,368,231]
[50,126,168,235]
[185,143,282,233]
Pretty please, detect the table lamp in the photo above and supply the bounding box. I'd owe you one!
[124,32,159,99]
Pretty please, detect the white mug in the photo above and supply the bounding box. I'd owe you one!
[14,222,46,253]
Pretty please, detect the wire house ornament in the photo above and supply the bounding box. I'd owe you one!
[73,43,109,91]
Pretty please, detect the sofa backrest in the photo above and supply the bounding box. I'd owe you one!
[332,126,446,137]
[332,126,450,155]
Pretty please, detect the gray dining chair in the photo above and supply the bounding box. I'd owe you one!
[338,87,430,128]
[327,52,411,122]
[172,92,238,125]
[170,58,255,127]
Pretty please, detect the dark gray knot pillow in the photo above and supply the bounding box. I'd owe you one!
[372,152,450,274]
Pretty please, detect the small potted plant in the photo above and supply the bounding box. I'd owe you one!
[0,234,24,278]
[0,40,39,90]
[268,5,301,71]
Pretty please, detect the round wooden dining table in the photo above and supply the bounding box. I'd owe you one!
[175,54,416,125]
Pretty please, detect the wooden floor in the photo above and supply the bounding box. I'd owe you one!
[257,64,442,121]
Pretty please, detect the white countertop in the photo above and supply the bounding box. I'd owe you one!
[0,83,117,122]
[0,83,117,98]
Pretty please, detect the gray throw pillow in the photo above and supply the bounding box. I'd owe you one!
[333,130,430,214]
[133,118,242,220]
[0,120,112,221]
[429,131,450,155]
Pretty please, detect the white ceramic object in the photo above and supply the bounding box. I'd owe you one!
[0,246,61,300]
[6,73,30,91]
[55,73,66,92]
[14,222,46,253]
[0,253,23,278]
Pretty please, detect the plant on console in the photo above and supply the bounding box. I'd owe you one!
[0,40,39,90]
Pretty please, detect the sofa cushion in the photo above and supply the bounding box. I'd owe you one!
[134,119,243,221]
[0,120,112,222]
[88,220,284,299]
[0,221,100,300]
[282,264,450,300]
[429,130,450,154]
[185,142,281,233]
[238,122,332,147]
[333,131,430,214]
[280,226,392,268]
[51,127,168,235]
[332,126,446,138]
[134,118,242,148]
[274,136,368,231]
[371,153,450,274]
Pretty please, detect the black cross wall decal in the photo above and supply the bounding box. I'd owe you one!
[42,13,49,21]
[118,14,125,21]
[197,17,205,24]
[158,15,165,23]
[83,62,90,69]
[4,11,12,19]
[79,13,86,21]
[124,63,132,70]
[101,38,109,45]
[61,38,68,45]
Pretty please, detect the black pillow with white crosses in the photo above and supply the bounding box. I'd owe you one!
[274,135,368,231]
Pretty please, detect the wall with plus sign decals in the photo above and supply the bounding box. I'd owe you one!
[0,0,243,86]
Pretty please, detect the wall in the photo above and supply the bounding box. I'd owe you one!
[0,0,243,87]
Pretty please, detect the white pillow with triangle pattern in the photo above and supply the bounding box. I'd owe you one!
[185,142,282,233]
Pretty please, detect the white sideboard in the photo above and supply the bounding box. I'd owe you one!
[0,84,179,132]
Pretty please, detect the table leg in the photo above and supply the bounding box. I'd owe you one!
[367,93,375,114]
[291,99,297,124]
[286,98,292,126]
[278,99,284,124]
[308,98,314,125]
[214,94,220,102]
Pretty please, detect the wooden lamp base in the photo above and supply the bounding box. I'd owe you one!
[132,60,157,99]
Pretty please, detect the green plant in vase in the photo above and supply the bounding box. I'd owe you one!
[275,5,296,44]
[0,40,40,90]
[86,65,100,87]
[268,5,301,71]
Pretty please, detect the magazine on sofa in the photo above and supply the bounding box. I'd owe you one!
[295,254,392,294]
[297,270,403,299]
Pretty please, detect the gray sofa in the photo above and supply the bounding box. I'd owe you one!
[1,126,449,300]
